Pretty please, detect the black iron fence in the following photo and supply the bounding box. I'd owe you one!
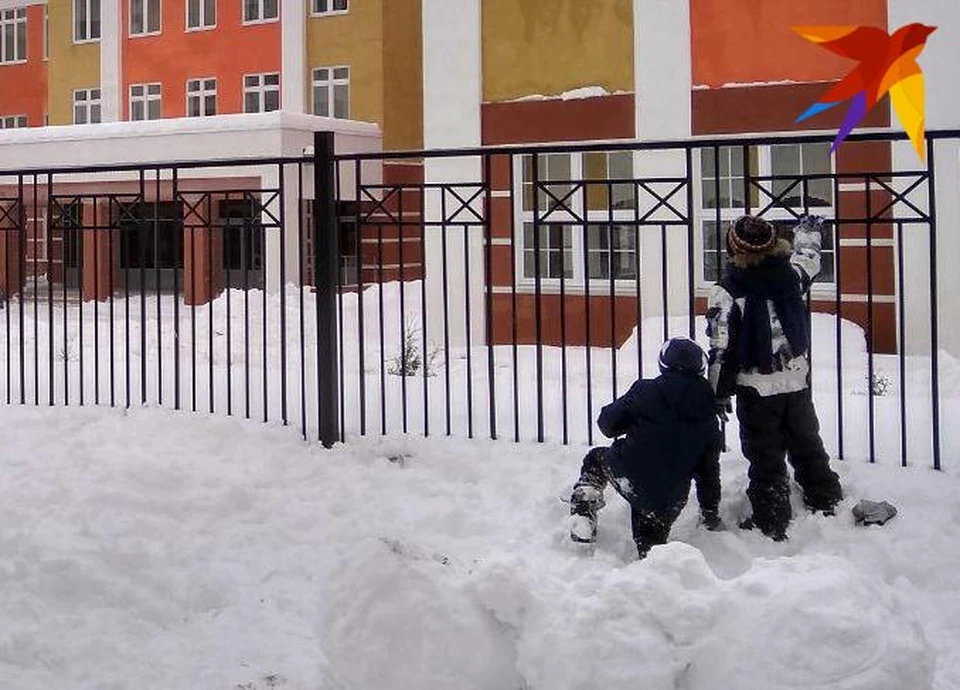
[0,129,956,470]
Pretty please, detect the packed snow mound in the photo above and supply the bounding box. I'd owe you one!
[467,544,933,690]
[323,538,521,690]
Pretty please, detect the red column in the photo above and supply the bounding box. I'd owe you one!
[0,202,23,298]
[81,202,117,302]
[182,199,224,306]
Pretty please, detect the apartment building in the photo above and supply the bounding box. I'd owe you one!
[1,0,958,354]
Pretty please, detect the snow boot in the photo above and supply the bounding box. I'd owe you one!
[569,483,605,544]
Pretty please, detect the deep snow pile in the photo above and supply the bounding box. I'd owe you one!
[0,405,956,689]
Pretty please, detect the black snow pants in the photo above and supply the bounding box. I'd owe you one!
[572,448,674,559]
[736,386,843,538]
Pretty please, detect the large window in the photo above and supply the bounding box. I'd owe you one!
[73,88,102,124]
[186,78,216,117]
[130,0,160,35]
[74,0,100,42]
[0,115,27,128]
[311,0,347,16]
[1,8,27,63]
[243,73,280,113]
[243,0,278,23]
[312,66,349,119]
[130,83,161,120]
[699,143,836,285]
[517,152,638,284]
[186,0,215,29]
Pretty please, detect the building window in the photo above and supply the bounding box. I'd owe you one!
[0,115,27,128]
[311,0,347,16]
[130,83,161,120]
[243,73,280,113]
[186,78,217,116]
[73,88,102,124]
[74,0,101,42]
[130,0,160,35]
[698,143,836,285]
[243,0,278,23]
[186,0,215,30]
[312,66,349,119]
[0,9,27,63]
[516,152,639,285]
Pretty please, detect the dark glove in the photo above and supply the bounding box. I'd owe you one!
[715,397,732,423]
[701,511,725,532]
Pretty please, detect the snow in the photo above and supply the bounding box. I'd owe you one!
[509,86,631,103]
[0,404,957,689]
[2,280,957,466]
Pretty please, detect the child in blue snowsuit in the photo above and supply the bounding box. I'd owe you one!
[569,338,724,559]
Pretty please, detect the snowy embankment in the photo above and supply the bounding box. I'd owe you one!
[0,405,956,689]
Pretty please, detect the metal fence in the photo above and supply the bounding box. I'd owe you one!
[0,129,956,470]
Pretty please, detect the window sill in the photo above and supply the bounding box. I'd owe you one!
[129,30,162,39]
[185,25,217,33]
[72,37,101,45]
[242,17,280,26]
[309,10,349,18]
[0,59,27,66]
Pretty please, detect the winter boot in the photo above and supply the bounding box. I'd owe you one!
[569,482,605,544]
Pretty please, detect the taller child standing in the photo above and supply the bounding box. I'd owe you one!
[706,214,842,540]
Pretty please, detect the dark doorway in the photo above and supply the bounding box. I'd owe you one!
[119,201,184,292]
[220,199,265,290]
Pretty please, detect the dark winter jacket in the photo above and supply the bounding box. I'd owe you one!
[598,371,722,520]
[706,218,822,398]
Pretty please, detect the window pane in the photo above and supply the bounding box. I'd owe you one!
[16,18,25,59]
[314,68,329,81]
[148,0,159,31]
[75,0,87,39]
[131,100,144,121]
[147,99,161,120]
[91,104,101,123]
[245,74,259,87]
[264,90,280,112]
[188,96,199,117]
[244,0,258,21]
[244,92,260,113]
[91,88,100,99]
[188,0,200,27]
[333,83,348,118]
[148,83,160,96]
[265,0,278,19]
[314,85,329,116]
[204,78,216,90]
[4,24,14,60]
[74,106,86,124]
[89,0,100,37]
[333,67,349,80]
[265,73,280,86]
[204,0,216,25]
[334,0,347,9]
[609,152,635,210]
[131,84,143,97]
[131,0,143,33]
[204,94,216,115]
[315,0,327,12]
[771,144,801,176]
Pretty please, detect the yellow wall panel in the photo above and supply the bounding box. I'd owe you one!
[47,0,100,125]
[382,0,423,150]
[482,0,634,103]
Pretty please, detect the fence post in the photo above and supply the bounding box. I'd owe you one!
[314,131,340,447]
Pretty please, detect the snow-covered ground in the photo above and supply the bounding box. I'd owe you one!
[2,281,958,467]
[0,404,957,690]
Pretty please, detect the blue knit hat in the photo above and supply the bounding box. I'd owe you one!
[658,338,707,376]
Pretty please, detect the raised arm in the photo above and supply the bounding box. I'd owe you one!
[790,215,825,294]
[597,379,645,438]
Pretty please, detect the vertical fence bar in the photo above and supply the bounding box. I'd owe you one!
[154,171,162,406]
[189,195,197,412]
[660,223,668,342]
[634,181,642,381]
[261,188,269,424]
[441,189,452,435]
[64,197,72,406]
[686,148,696,340]
[400,179,410,435]
[208,193,216,415]
[139,172,146,405]
[865,176,876,463]
[93,190,100,406]
[46,175,54,406]
[77,192,85,406]
[420,165,430,437]
[314,131,341,447]
[354,160,366,435]
[463,220,473,439]
[925,138,941,471]
[833,172,844,459]
[278,164,288,426]
[298,164,307,439]
[335,164,345,440]
[582,188,594,447]
[377,205,386,435]
[531,153,544,443]
[557,175,569,446]
[483,154,497,440]
[897,220,907,467]
[608,175,617,402]
[509,156,520,442]
[32,174,38,405]
[172,169,180,410]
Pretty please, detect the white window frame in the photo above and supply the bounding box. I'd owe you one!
[73,88,102,124]
[0,8,27,64]
[311,0,348,17]
[243,0,279,24]
[186,0,216,31]
[129,82,162,121]
[311,65,350,119]
[186,77,217,117]
[0,114,27,128]
[129,0,161,36]
[73,0,101,43]
[513,152,640,292]
[243,72,280,113]
[695,143,837,293]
